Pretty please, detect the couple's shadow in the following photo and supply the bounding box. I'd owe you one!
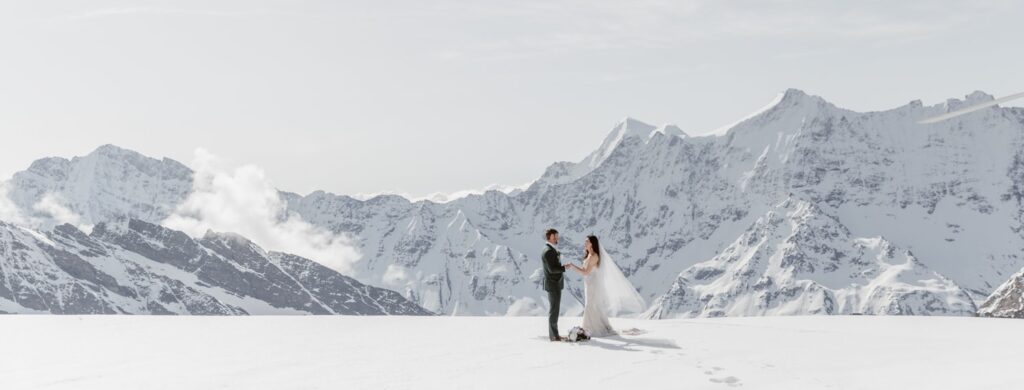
[579,334,680,352]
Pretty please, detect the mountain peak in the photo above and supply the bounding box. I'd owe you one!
[613,116,658,139]
[23,144,143,176]
[943,90,996,112]
[776,88,830,107]
[700,88,830,137]
[92,144,132,156]
[80,144,190,172]
[610,117,689,140]
[965,90,995,103]
[780,88,809,101]
[533,117,685,187]
[654,124,688,138]
[83,144,150,163]
[610,117,695,142]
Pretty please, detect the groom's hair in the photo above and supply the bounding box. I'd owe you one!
[545,229,558,239]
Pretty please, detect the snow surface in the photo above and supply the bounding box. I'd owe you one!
[0,315,1019,389]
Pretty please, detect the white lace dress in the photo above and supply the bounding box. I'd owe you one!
[581,256,616,337]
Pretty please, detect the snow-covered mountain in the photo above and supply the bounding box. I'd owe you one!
[646,197,976,318]
[978,268,1024,318]
[4,144,192,230]
[0,219,429,315]
[4,88,1024,318]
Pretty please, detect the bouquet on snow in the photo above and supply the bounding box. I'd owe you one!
[567,326,590,342]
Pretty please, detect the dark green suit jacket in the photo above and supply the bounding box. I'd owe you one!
[542,244,565,291]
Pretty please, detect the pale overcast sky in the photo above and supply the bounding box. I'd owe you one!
[1,1,1022,197]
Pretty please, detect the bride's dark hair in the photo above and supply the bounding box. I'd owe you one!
[586,235,601,267]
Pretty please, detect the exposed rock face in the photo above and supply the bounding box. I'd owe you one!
[0,220,430,315]
[279,89,1024,317]
[5,89,1024,317]
[645,198,976,318]
[978,269,1024,318]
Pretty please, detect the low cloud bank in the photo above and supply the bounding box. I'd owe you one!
[162,149,361,275]
[0,182,27,225]
[33,193,93,233]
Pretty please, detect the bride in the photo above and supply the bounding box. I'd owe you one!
[565,235,646,337]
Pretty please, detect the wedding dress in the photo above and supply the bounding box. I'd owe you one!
[581,248,645,337]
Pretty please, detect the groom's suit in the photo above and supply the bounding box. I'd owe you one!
[542,243,565,340]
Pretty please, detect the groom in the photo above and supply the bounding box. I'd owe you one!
[542,228,571,341]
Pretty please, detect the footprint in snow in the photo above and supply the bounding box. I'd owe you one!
[618,328,647,336]
[709,376,742,387]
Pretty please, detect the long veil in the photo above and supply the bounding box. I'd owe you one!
[596,247,646,317]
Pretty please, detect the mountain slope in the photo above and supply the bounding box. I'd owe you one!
[279,192,539,315]
[0,219,429,315]
[645,198,976,318]
[282,89,1024,315]
[977,267,1024,318]
[4,89,1024,317]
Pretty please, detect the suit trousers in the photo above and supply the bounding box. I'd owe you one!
[547,288,561,339]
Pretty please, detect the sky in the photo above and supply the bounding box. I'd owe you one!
[1,0,1022,198]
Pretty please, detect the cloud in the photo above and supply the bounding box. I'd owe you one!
[32,193,93,233]
[162,149,361,275]
[0,182,29,225]
[1,183,90,232]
